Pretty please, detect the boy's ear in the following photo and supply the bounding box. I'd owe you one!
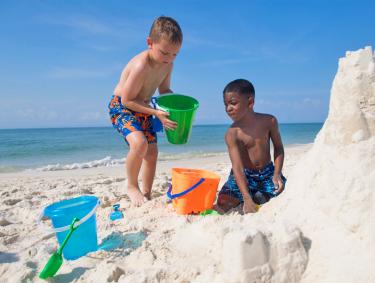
[147,37,153,48]
[248,96,255,107]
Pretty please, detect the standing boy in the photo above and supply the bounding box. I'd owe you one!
[217,79,286,214]
[108,16,182,206]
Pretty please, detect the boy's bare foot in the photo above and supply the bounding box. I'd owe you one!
[143,192,151,200]
[127,187,147,206]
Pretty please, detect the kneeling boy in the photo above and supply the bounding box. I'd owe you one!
[217,79,286,214]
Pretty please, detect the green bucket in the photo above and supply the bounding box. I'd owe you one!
[156,94,199,144]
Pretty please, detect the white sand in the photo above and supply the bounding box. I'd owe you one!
[278,46,375,283]
[1,46,374,283]
[0,145,309,283]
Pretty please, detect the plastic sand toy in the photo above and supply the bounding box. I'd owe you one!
[39,218,79,279]
[109,204,123,221]
[200,209,220,216]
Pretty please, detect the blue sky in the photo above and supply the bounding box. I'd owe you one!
[0,0,374,129]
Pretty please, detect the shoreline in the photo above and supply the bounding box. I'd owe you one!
[0,143,312,176]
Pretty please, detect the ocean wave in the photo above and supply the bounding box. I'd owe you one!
[36,156,125,171]
[34,151,226,172]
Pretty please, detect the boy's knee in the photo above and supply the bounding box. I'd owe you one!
[130,139,148,157]
[217,194,226,206]
[217,194,240,210]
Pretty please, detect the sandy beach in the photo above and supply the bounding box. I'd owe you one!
[1,0,375,280]
[0,145,310,283]
[1,46,375,283]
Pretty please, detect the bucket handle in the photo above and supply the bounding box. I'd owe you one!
[37,199,100,233]
[151,97,157,108]
[151,96,168,112]
[166,178,205,200]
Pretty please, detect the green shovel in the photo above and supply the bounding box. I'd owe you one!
[39,217,79,279]
[200,209,220,216]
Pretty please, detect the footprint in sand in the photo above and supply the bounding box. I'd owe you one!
[63,191,75,197]
[4,199,22,206]
[0,218,13,226]
[100,196,112,208]
[21,265,37,282]
[3,234,19,245]
[107,266,125,282]
[114,177,126,182]
[151,191,163,198]
[25,261,37,269]
[81,188,94,195]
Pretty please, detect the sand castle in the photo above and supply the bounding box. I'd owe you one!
[282,46,375,283]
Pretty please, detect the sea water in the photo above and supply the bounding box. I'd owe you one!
[0,123,322,173]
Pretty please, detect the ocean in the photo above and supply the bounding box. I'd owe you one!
[0,123,322,173]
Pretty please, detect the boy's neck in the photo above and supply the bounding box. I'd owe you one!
[147,51,163,68]
[245,110,256,119]
[238,110,257,124]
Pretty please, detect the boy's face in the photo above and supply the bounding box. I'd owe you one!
[224,92,254,121]
[147,37,181,65]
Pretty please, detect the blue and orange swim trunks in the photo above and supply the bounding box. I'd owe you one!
[108,95,157,144]
[219,162,286,205]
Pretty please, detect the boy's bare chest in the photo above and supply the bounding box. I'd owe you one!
[237,127,269,148]
[140,68,169,96]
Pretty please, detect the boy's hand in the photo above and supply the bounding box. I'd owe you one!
[243,196,258,214]
[273,174,284,194]
[156,110,177,130]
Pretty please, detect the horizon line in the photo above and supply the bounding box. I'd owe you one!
[0,122,324,131]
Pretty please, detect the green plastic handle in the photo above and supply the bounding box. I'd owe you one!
[57,217,79,256]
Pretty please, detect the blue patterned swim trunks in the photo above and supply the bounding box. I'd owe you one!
[108,95,157,144]
[219,162,286,205]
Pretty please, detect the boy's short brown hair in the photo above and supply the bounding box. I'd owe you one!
[149,16,183,45]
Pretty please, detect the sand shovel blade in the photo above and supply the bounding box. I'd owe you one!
[38,217,79,280]
[39,253,63,279]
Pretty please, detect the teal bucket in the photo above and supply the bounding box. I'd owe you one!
[156,94,199,144]
[43,195,99,260]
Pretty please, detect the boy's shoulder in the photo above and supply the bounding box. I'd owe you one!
[255,112,279,127]
[225,126,240,144]
[255,112,277,121]
[126,50,151,72]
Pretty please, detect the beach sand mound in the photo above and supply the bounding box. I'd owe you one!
[279,46,375,283]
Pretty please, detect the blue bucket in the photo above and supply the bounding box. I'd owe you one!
[43,195,100,260]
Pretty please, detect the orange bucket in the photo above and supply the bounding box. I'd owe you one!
[167,168,220,215]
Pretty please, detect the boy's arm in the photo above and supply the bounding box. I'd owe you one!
[158,66,173,94]
[225,129,258,213]
[269,116,285,193]
[120,64,156,116]
[120,63,177,130]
